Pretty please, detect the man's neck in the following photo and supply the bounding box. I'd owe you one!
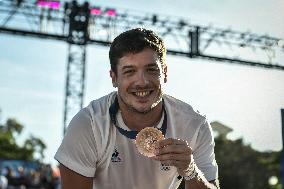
[118,100,163,131]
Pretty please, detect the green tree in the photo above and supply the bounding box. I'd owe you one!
[178,134,281,189]
[215,135,281,189]
[24,135,47,160]
[0,117,46,162]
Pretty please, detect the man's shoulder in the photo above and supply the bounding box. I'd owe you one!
[85,92,116,116]
[163,94,206,120]
[71,92,116,130]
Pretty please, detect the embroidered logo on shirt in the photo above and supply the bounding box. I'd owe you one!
[111,148,122,162]
[160,163,171,171]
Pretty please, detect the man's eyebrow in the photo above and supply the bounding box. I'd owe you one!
[122,65,135,70]
[146,63,159,68]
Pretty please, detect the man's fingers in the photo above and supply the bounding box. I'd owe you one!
[151,138,194,176]
[154,138,191,156]
[155,144,191,155]
[156,138,187,148]
[160,160,189,170]
[153,153,190,162]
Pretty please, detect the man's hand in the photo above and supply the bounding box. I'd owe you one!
[151,138,219,189]
[151,138,193,176]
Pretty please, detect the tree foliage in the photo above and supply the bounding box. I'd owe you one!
[178,134,281,189]
[0,118,46,162]
[215,135,281,189]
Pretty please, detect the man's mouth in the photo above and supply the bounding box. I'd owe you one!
[132,90,153,97]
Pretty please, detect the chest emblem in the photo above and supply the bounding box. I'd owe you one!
[111,148,122,162]
[160,163,171,171]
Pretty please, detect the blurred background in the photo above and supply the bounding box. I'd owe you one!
[0,0,283,188]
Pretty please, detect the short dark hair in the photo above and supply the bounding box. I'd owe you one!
[109,28,166,74]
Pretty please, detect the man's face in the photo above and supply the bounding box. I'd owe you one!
[110,48,167,114]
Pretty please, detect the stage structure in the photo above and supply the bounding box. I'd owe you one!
[0,0,284,134]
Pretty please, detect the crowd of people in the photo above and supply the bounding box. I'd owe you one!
[0,162,60,189]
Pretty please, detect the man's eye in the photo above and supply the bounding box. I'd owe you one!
[123,70,135,75]
[148,68,159,73]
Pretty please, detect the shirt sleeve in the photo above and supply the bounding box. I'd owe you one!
[54,108,98,177]
[193,120,218,181]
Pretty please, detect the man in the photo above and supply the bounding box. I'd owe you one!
[55,28,219,189]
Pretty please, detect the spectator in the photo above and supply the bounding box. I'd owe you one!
[0,168,8,189]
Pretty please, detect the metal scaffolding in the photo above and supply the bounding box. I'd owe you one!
[0,0,283,134]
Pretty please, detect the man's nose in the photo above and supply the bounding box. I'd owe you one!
[135,72,149,86]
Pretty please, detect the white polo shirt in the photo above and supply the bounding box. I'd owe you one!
[55,92,218,189]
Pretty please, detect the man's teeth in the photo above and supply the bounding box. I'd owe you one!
[135,91,150,97]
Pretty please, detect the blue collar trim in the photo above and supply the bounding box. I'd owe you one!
[109,96,167,139]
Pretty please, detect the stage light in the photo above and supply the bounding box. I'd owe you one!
[105,9,116,17]
[90,7,102,16]
[178,20,187,29]
[152,15,157,25]
[37,0,60,10]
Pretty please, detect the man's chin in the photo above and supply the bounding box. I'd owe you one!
[134,98,162,113]
[131,106,152,114]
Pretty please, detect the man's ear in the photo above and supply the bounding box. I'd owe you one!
[163,65,168,83]
[110,70,118,88]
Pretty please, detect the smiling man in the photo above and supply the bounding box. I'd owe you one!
[55,28,219,189]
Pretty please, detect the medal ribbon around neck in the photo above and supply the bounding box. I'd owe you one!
[109,96,167,139]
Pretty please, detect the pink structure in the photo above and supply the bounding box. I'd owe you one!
[37,0,60,10]
[90,8,102,16]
